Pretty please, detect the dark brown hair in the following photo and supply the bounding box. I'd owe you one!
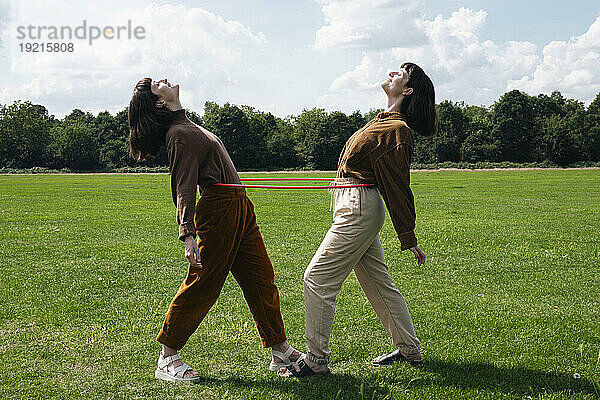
[128,78,173,162]
[400,62,438,137]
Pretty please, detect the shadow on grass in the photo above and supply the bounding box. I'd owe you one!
[192,373,391,400]
[421,359,598,398]
[191,359,599,399]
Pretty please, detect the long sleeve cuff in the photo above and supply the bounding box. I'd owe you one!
[178,223,196,242]
[398,230,417,251]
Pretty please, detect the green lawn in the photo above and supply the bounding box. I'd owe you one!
[0,170,599,399]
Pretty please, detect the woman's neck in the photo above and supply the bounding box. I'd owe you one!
[385,95,404,113]
[166,100,183,112]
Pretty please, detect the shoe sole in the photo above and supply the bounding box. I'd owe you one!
[269,362,289,371]
[155,369,201,383]
[372,361,423,367]
[371,355,423,368]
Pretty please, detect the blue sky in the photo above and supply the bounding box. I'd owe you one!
[0,0,599,118]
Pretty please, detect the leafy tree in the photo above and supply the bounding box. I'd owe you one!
[266,116,300,170]
[413,135,437,163]
[64,109,96,125]
[329,110,365,157]
[462,128,501,162]
[295,109,364,170]
[434,101,469,161]
[99,139,128,169]
[584,93,600,161]
[530,92,566,161]
[294,108,333,169]
[3,90,600,170]
[532,92,565,119]
[464,105,493,135]
[490,90,535,162]
[113,108,136,167]
[50,119,99,170]
[461,104,499,162]
[463,105,491,126]
[203,102,261,170]
[186,109,203,126]
[529,92,588,164]
[538,115,579,165]
[347,110,366,141]
[93,111,128,169]
[241,105,276,169]
[0,101,53,168]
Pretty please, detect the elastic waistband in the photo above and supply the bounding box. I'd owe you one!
[332,177,370,186]
[329,177,375,215]
[201,184,246,196]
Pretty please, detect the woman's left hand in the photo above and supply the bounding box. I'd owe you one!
[409,245,425,266]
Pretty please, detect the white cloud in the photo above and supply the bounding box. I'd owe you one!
[0,0,9,50]
[0,1,267,116]
[319,53,384,112]
[1,1,598,119]
[314,0,427,50]
[507,16,600,101]
[318,7,551,112]
[329,54,379,91]
[422,8,489,72]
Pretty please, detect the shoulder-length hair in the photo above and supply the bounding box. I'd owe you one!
[400,62,438,137]
[128,78,173,162]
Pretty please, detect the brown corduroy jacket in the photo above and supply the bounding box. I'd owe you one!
[337,111,418,250]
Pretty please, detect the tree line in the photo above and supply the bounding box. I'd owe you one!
[1,89,599,171]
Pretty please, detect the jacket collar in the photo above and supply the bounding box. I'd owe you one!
[376,111,407,120]
[168,108,189,125]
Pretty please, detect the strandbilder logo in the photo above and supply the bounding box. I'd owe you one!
[15,19,145,53]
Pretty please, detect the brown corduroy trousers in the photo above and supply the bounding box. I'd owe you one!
[156,185,287,350]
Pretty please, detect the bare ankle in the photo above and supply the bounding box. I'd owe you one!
[271,341,288,352]
[162,345,177,357]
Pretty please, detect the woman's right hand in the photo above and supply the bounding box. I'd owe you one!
[409,245,425,266]
[184,235,202,267]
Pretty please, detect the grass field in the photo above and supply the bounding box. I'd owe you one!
[0,170,599,399]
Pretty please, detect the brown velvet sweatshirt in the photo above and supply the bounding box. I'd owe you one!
[337,111,417,250]
[165,109,241,241]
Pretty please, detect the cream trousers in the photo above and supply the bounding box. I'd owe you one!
[304,178,420,365]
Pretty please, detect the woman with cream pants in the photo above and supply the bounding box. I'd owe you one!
[303,178,420,368]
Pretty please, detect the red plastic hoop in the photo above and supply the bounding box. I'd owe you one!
[213,177,374,189]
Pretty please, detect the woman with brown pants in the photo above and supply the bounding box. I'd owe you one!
[128,78,302,382]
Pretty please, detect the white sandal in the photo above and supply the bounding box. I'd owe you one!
[269,346,306,371]
[155,352,200,383]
